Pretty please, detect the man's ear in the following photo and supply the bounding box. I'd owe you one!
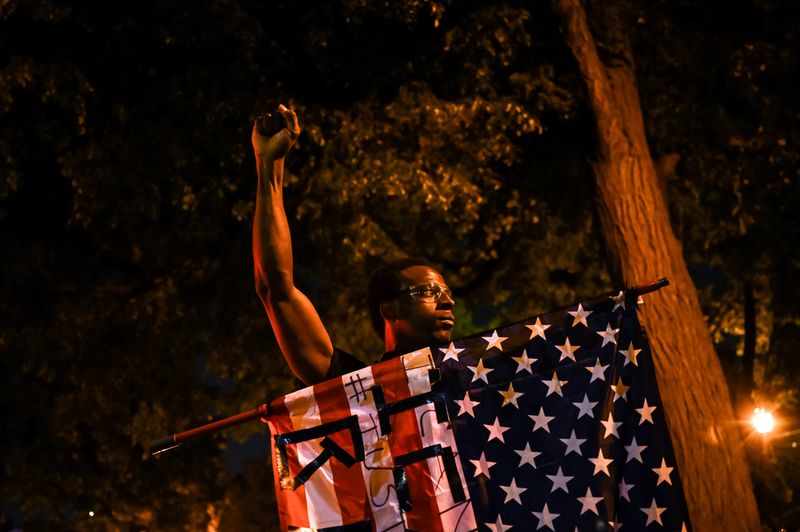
[380,301,399,321]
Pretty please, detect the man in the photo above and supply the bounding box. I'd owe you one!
[251,104,456,386]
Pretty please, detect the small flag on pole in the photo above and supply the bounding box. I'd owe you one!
[263,290,691,531]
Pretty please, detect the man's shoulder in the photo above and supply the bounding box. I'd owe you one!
[324,347,367,379]
[294,348,382,389]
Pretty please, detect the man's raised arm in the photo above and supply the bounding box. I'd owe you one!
[251,104,334,385]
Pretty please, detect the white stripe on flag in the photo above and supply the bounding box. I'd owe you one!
[342,366,404,530]
[283,387,343,529]
[403,349,478,531]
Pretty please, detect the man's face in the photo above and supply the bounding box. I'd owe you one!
[393,266,456,348]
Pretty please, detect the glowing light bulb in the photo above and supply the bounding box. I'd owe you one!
[751,408,775,434]
[89,511,95,517]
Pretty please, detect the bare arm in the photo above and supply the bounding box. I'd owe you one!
[252,104,334,385]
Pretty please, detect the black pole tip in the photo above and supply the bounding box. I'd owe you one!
[149,436,180,456]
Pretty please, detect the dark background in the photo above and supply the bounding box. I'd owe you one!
[1,0,798,529]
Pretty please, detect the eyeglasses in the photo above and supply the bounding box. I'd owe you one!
[398,282,453,302]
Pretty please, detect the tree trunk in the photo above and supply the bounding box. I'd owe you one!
[551,1,761,530]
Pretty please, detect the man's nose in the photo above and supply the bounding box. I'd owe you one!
[438,291,455,307]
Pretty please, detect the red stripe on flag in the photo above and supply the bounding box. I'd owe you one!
[372,357,445,532]
[268,395,310,530]
[313,377,371,526]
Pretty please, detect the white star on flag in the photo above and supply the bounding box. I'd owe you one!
[500,477,527,504]
[635,398,657,424]
[498,382,524,408]
[589,449,614,477]
[515,442,541,468]
[546,466,573,493]
[572,393,598,419]
[470,452,496,478]
[468,358,494,384]
[625,436,648,463]
[529,406,555,433]
[611,376,630,402]
[577,487,604,515]
[618,478,634,502]
[641,499,667,526]
[555,338,581,362]
[482,330,508,351]
[620,341,642,366]
[560,429,586,456]
[512,349,536,374]
[456,391,479,417]
[483,417,510,443]
[601,412,622,439]
[525,316,551,340]
[610,290,626,311]
[585,358,609,382]
[532,503,559,531]
[652,458,674,486]
[439,342,464,362]
[596,323,620,347]
[485,515,512,532]
[542,371,568,397]
[568,303,592,327]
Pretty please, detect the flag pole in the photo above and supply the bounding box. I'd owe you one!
[620,277,669,308]
[149,403,269,455]
[629,277,670,296]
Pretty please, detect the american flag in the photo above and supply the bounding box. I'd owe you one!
[263,290,692,531]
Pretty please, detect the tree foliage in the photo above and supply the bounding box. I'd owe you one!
[630,4,800,526]
[1,0,797,529]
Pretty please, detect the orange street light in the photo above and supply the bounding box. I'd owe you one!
[751,407,776,434]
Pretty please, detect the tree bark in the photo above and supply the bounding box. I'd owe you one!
[551,0,761,530]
